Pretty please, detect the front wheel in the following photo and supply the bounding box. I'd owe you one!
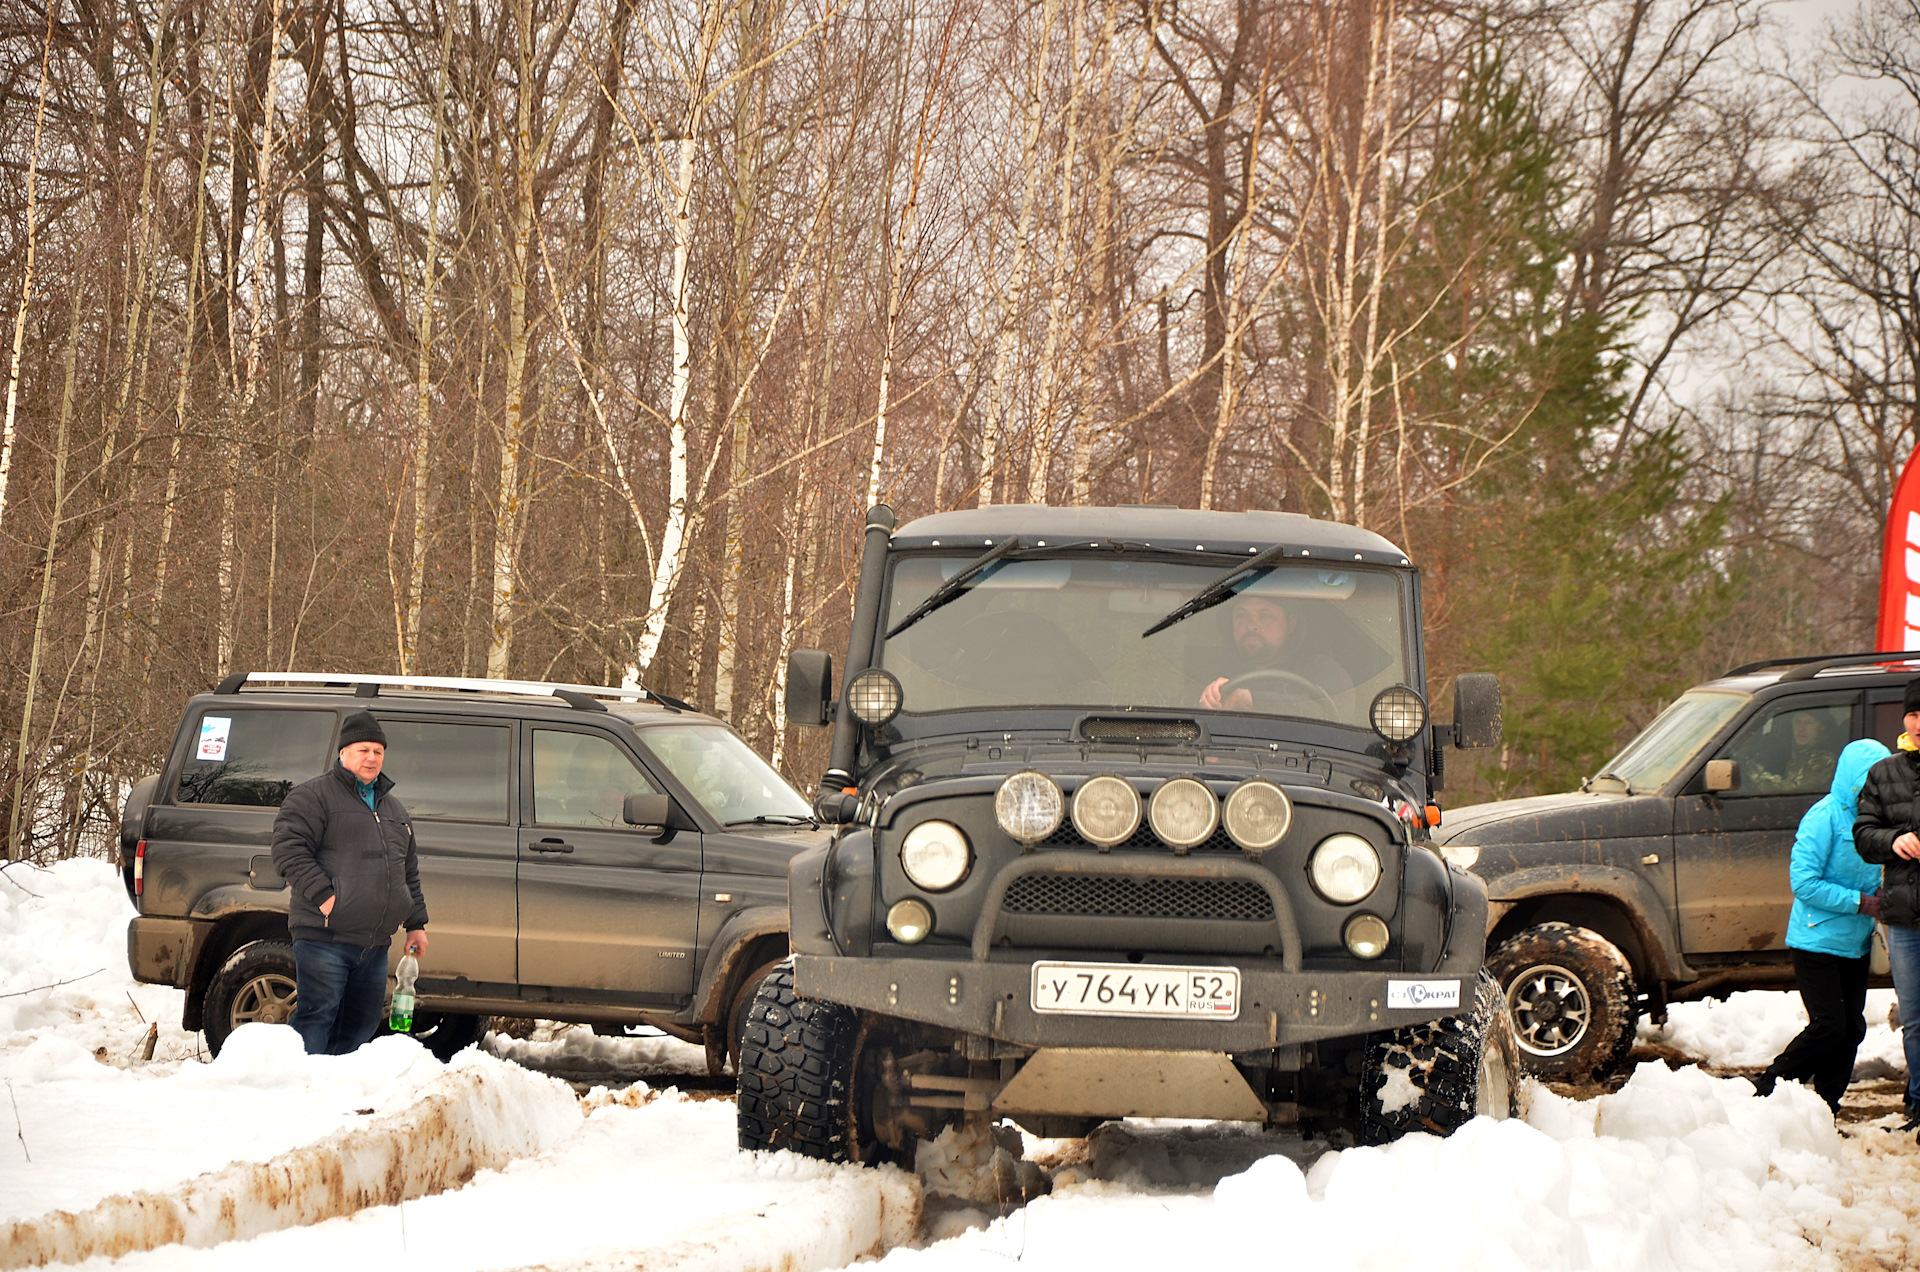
[736,966,860,1161]
[1359,969,1518,1144]
[1486,922,1638,1083]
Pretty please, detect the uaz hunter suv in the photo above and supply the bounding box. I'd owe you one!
[735,505,1510,1160]
[124,673,821,1065]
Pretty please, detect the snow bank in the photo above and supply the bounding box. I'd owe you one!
[483,1021,710,1078]
[1639,988,1907,1078]
[0,1039,580,1269]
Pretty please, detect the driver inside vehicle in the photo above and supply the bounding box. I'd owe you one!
[1198,593,1353,715]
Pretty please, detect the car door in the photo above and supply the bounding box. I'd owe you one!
[373,714,518,990]
[1671,690,1861,954]
[516,726,701,1004]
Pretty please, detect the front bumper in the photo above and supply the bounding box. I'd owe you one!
[794,950,1481,1051]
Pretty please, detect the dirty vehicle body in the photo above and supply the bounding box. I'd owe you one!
[737,505,1509,1161]
[125,673,819,1064]
[1440,653,1916,1083]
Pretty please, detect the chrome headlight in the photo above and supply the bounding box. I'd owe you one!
[886,899,933,943]
[900,820,971,891]
[1071,775,1141,848]
[1344,913,1389,959]
[847,668,905,726]
[1222,780,1292,854]
[996,771,1064,843]
[1370,685,1428,744]
[1148,778,1218,850]
[1309,833,1381,903]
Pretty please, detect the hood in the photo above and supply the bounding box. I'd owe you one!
[1436,791,1610,842]
[1824,737,1890,809]
[1434,788,1669,849]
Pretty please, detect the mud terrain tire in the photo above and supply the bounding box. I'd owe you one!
[205,939,299,1057]
[736,964,859,1161]
[1359,970,1517,1144]
[1486,921,1637,1083]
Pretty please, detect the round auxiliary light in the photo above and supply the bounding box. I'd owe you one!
[1222,780,1293,854]
[1344,913,1390,960]
[900,820,972,891]
[846,668,905,726]
[1309,833,1382,904]
[996,771,1065,843]
[1370,685,1428,744]
[886,898,934,944]
[1148,778,1219,850]
[1072,775,1142,848]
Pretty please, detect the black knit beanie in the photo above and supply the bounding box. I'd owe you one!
[338,710,388,749]
[1904,678,1920,716]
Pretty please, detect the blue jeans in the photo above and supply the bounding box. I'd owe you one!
[1883,924,1920,1112]
[291,939,389,1055]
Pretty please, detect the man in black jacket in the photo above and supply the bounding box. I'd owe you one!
[1854,677,1920,1126]
[271,712,429,1055]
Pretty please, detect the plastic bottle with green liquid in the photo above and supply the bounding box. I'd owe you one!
[389,951,418,1033]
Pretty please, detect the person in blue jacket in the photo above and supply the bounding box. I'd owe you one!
[1754,737,1891,1112]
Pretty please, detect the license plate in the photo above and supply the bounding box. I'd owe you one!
[1030,960,1240,1019]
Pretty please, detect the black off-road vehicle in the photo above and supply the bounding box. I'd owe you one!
[736,505,1510,1160]
[1439,652,1918,1084]
[125,673,820,1064]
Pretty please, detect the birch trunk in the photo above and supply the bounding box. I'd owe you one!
[0,4,60,536]
[1027,0,1087,505]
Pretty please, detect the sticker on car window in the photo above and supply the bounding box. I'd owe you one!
[196,716,232,761]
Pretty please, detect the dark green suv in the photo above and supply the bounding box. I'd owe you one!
[736,505,1510,1161]
[125,673,821,1064]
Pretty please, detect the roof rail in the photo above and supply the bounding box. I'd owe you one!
[1771,651,1920,683]
[210,671,682,713]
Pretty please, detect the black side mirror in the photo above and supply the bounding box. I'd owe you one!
[1453,673,1502,749]
[623,793,671,828]
[785,650,834,728]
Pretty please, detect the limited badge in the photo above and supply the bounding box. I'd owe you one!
[1387,978,1461,1010]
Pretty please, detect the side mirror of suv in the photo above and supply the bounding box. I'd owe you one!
[1704,759,1739,793]
[623,793,672,828]
[786,650,834,728]
[1452,673,1502,749]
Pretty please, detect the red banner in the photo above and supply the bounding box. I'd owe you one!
[1879,446,1920,651]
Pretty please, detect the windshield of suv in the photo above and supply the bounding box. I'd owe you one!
[1588,689,1749,793]
[878,554,1410,729]
[638,724,813,825]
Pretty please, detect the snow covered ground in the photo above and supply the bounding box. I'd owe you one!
[6,857,1920,1272]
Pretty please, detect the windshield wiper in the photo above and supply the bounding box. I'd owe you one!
[725,813,818,828]
[885,536,1022,639]
[1142,545,1291,638]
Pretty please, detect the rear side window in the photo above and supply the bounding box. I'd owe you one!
[175,709,336,807]
[379,718,512,822]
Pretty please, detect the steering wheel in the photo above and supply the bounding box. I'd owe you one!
[1219,669,1340,721]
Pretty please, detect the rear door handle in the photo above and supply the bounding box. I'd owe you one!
[529,839,574,854]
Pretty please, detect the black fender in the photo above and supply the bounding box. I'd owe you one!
[789,828,875,957]
[692,906,790,1024]
[1483,864,1689,984]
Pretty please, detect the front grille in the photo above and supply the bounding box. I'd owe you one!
[1079,717,1201,743]
[1042,822,1239,854]
[1002,873,1275,922]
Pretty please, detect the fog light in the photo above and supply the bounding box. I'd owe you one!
[996,771,1065,843]
[1222,780,1292,854]
[901,820,971,890]
[1369,685,1428,744]
[1148,778,1218,849]
[1072,775,1141,847]
[1344,913,1389,959]
[887,898,934,943]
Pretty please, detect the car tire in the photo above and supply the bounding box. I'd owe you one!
[1486,921,1638,1083]
[736,964,859,1161]
[205,939,299,1057]
[726,956,789,1074]
[1359,969,1517,1144]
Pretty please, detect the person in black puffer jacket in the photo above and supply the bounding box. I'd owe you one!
[271,711,429,1055]
[1854,676,1920,1129]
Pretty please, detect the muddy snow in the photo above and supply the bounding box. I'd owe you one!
[7,858,1920,1272]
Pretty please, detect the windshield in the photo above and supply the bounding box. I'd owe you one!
[1590,689,1749,793]
[877,554,1411,729]
[638,724,813,825]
